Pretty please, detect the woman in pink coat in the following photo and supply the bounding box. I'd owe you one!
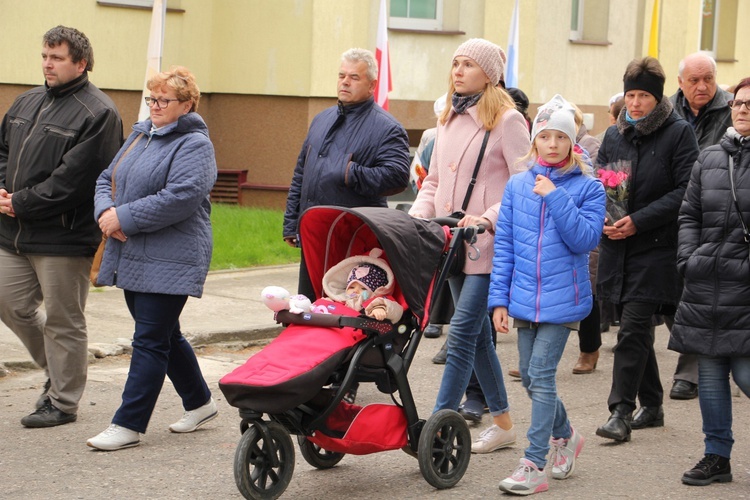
[409,38,530,453]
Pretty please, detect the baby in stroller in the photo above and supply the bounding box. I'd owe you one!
[323,249,403,323]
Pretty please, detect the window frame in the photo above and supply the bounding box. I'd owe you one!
[389,0,444,31]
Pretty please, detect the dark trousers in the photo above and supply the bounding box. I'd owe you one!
[297,247,315,300]
[577,297,602,353]
[607,301,664,412]
[113,291,212,434]
[464,316,497,404]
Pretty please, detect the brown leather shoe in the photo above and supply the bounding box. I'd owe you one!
[508,368,521,378]
[572,350,599,374]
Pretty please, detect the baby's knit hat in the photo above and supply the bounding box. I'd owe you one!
[347,263,388,293]
[531,94,577,146]
[453,38,505,88]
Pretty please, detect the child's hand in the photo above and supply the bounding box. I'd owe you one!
[493,307,509,333]
[532,174,556,197]
[370,308,386,321]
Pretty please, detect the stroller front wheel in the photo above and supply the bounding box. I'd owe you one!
[418,409,471,489]
[297,435,345,469]
[234,421,295,500]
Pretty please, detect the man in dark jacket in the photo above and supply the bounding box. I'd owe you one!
[666,51,733,400]
[283,48,410,299]
[594,57,699,443]
[0,26,123,427]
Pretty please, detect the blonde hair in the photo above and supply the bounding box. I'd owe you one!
[521,138,590,176]
[439,80,517,130]
[147,66,200,112]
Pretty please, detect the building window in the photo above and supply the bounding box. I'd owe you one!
[701,0,738,60]
[569,0,610,43]
[390,0,443,31]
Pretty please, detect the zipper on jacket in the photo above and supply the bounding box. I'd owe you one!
[573,268,579,305]
[42,125,76,138]
[534,167,552,322]
[10,96,55,251]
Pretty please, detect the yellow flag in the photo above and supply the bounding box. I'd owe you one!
[648,0,660,58]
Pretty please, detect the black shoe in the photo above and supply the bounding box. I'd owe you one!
[21,400,77,428]
[631,406,664,429]
[423,324,443,339]
[682,454,732,486]
[431,341,447,364]
[600,322,610,333]
[670,380,698,400]
[458,399,484,423]
[35,378,51,410]
[595,404,632,442]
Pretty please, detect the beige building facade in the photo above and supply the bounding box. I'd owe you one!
[0,0,746,208]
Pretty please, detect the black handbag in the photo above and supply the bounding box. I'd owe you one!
[429,131,491,325]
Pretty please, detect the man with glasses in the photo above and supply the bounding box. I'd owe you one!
[0,26,122,427]
[664,51,733,402]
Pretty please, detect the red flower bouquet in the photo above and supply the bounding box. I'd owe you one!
[596,161,631,225]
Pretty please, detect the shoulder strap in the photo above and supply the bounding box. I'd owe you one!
[460,130,491,213]
[110,134,143,200]
[728,153,750,243]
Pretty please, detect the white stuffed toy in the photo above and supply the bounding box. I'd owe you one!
[260,286,312,314]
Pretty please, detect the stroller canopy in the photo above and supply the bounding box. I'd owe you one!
[299,206,447,323]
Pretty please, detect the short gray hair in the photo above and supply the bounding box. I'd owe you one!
[678,51,717,77]
[342,48,378,81]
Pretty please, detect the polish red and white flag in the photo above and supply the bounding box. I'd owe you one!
[375,0,392,110]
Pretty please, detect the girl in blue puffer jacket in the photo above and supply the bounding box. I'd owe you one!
[491,95,605,495]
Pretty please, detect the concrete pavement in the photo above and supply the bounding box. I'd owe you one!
[1,265,749,499]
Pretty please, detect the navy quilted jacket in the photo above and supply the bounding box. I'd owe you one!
[488,163,606,324]
[283,98,410,238]
[93,113,217,297]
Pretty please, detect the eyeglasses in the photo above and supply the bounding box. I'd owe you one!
[728,99,750,111]
[144,96,182,109]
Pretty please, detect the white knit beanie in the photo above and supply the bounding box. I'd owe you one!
[531,94,577,146]
[453,38,505,86]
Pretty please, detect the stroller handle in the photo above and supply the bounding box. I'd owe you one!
[431,217,487,235]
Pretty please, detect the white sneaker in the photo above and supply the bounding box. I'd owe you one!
[550,426,584,480]
[169,397,218,433]
[471,424,516,454]
[87,424,140,451]
[499,458,549,495]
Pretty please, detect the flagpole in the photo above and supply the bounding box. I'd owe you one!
[375,0,391,110]
[138,0,167,122]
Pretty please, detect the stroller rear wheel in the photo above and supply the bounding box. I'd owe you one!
[297,436,345,469]
[234,421,295,500]
[417,409,471,489]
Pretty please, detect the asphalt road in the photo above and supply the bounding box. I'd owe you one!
[1,325,749,499]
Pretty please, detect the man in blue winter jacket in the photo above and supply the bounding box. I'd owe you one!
[283,48,410,299]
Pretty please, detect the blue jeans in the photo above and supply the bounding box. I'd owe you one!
[113,291,212,433]
[698,356,750,458]
[434,274,509,416]
[518,323,572,470]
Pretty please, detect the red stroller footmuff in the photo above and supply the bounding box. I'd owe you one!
[220,298,367,414]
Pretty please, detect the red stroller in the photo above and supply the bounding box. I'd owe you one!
[220,206,482,499]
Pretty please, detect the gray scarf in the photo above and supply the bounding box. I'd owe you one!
[616,97,674,137]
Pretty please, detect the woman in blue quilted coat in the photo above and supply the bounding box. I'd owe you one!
[489,95,605,495]
[87,67,218,451]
